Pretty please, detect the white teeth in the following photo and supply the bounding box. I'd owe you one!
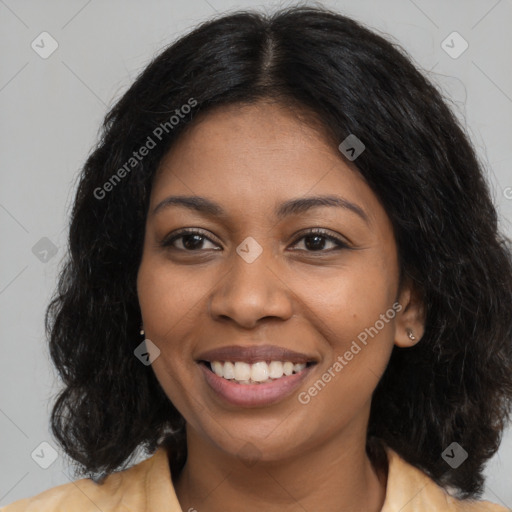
[208,360,310,383]
[223,361,235,379]
[269,361,284,379]
[251,361,269,382]
[234,362,251,381]
[283,362,294,376]
[211,361,224,377]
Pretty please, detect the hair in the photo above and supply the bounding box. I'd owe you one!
[46,4,512,499]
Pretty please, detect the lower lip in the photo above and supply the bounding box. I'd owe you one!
[198,363,315,408]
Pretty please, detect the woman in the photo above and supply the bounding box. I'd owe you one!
[3,5,511,511]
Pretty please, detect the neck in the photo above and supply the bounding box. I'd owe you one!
[173,426,387,512]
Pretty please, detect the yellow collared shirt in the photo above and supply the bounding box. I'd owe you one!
[1,445,507,511]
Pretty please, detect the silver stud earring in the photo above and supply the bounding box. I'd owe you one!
[406,328,416,341]
[140,325,145,336]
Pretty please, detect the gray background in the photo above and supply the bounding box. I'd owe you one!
[1,0,511,508]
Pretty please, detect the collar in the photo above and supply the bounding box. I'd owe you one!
[22,442,500,511]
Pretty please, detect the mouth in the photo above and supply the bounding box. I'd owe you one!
[198,360,317,408]
[198,359,316,385]
[195,345,318,407]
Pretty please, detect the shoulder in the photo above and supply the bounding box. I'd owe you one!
[0,475,121,512]
[0,446,179,512]
[382,445,508,512]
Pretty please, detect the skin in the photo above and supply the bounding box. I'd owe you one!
[137,100,425,512]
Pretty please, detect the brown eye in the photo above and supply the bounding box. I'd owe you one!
[290,229,349,252]
[161,229,220,251]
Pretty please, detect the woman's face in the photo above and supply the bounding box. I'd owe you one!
[137,101,422,463]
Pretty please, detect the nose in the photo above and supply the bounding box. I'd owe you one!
[208,245,294,329]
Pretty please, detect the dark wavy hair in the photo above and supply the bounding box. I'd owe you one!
[45,4,512,499]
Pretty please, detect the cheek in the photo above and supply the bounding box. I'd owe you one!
[137,257,210,343]
[293,271,397,432]
[137,256,216,411]
[291,259,397,400]
[136,268,192,417]
[293,258,398,344]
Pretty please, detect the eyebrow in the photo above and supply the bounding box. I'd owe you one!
[152,194,369,224]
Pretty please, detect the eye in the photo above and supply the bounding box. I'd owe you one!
[289,228,350,252]
[160,227,350,253]
[160,228,221,251]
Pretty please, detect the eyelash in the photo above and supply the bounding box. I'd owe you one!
[160,228,350,253]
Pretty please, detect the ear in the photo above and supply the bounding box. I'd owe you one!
[394,277,425,348]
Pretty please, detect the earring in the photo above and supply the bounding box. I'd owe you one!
[406,328,416,341]
[140,325,145,336]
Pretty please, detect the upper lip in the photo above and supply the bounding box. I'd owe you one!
[196,344,317,364]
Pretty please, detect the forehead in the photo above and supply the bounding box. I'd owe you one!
[157,101,336,168]
[150,101,385,228]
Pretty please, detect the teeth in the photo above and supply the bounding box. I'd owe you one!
[234,362,251,381]
[211,361,224,377]
[223,361,235,379]
[269,361,283,379]
[208,360,308,383]
[283,362,294,376]
[251,361,269,382]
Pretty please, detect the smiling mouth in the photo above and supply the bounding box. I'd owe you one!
[199,360,316,385]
